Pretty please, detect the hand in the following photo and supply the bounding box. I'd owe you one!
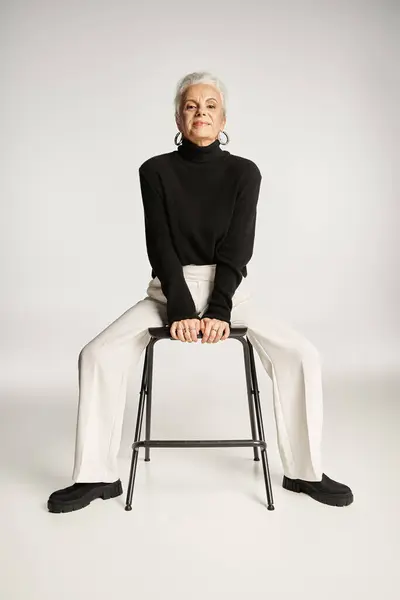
[200,318,230,344]
[170,318,201,343]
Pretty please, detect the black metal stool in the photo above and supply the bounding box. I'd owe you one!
[125,326,275,511]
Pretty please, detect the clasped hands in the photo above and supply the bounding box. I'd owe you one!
[170,317,230,344]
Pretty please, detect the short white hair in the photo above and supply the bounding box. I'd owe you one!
[174,71,227,118]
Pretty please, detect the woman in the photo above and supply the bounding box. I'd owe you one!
[47,71,353,513]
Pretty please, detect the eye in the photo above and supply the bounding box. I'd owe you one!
[185,103,216,110]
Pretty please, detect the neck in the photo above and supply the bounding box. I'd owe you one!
[177,135,224,163]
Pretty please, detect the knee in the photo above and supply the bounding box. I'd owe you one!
[292,339,321,366]
[78,340,104,366]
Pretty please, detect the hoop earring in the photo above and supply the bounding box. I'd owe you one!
[218,130,229,145]
[174,131,183,146]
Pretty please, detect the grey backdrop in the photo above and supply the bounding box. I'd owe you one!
[1,0,398,392]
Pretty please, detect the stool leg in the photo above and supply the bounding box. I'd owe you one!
[125,340,154,511]
[241,337,260,462]
[144,339,155,462]
[247,339,275,510]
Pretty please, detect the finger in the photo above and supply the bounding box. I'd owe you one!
[183,319,194,343]
[200,318,208,342]
[221,324,230,341]
[170,322,178,340]
[201,319,210,343]
[189,319,199,342]
[213,323,225,343]
[207,322,219,344]
[183,320,193,343]
[203,319,216,344]
[176,324,186,343]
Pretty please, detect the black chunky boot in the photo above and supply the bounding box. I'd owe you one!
[47,480,123,513]
[282,473,353,507]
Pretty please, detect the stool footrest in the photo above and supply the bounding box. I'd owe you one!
[132,439,267,449]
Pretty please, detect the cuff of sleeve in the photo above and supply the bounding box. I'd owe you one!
[201,309,231,327]
[167,312,201,328]
[164,281,198,326]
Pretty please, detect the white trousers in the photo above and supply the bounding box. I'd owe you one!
[72,264,323,484]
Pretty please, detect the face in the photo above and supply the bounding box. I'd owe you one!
[176,83,226,147]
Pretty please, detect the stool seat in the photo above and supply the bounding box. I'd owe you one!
[148,326,248,339]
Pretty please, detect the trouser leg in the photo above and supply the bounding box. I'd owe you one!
[72,291,169,483]
[230,293,324,482]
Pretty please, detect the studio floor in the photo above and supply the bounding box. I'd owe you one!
[0,371,399,600]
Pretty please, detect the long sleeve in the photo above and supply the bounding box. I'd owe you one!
[202,162,262,325]
[139,164,199,326]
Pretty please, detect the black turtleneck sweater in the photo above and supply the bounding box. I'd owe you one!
[138,136,262,327]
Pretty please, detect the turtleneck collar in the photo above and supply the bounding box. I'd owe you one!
[177,136,225,162]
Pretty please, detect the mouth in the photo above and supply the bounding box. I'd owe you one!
[193,121,210,127]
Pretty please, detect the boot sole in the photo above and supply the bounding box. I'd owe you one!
[47,480,123,513]
[282,476,353,507]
